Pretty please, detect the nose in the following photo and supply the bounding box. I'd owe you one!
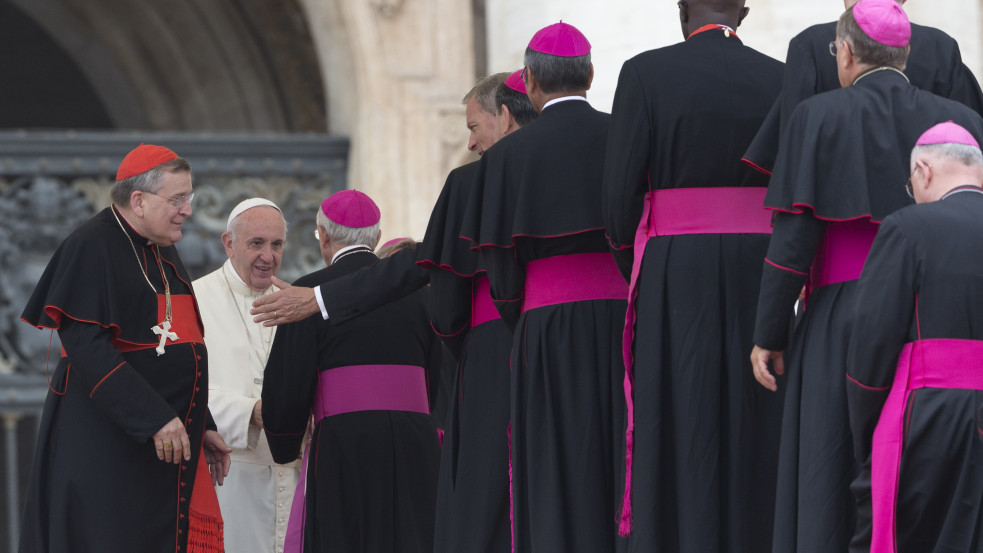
[179,202,192,217]
[468,134,478,152]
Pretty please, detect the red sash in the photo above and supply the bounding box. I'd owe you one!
[619,187,771,535]
[871,339,983,553]
[471,275,501,327]
[522,253,627,312]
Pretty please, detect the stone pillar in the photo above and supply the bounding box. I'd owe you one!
[301,0,477,240]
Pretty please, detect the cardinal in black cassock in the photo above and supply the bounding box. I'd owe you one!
[262,190,440,553]
[749,4,983,553]
[602,1,783,552]
[19,145,228,553]
[847,122,983,553]
[461,22,627,553]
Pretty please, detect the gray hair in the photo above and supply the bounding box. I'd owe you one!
[316,208,380,249]
[837,6,909,70]
[462,73,510,115]
[496,83,539,127]
[522,48,591,94]
[911,142,983,169]
[111,158,192,207]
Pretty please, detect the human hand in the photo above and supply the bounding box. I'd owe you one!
[751,345,785,392]
[203,430,232,486]
[250,277,318,326]
[251,400,263,427]
[152,417,191,464]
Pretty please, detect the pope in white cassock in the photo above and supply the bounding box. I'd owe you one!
[194,198,301,553]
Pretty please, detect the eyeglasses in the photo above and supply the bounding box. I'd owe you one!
[828,39,851,57]
[905,163,929,198]
[520,66,528,82]
[152,191,195,208]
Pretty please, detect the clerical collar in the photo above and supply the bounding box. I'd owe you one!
[331,244,374,265]
[112,204,153,247]
[941,184,983,200]
[852,66,909,87]
[543,96,588,111]
[688,24,739,40]
[222,259,271,297]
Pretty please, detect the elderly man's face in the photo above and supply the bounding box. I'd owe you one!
[466,96,497,156]
[141,169,193,246]
[222,206,286,292]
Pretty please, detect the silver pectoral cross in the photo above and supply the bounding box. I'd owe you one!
[152,320,179,356]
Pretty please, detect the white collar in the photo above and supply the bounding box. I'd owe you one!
[543,96,589,111]
[331,244,374,264]
[222,259,274,298]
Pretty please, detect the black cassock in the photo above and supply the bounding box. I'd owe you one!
[602,27,783,553]
[461,99,628,553]
[262,250,440,553]
[417,161,512,553]
[19,206,216,553]
[744,21,983,173]
[753,68,983,553]
[847,189,983,553]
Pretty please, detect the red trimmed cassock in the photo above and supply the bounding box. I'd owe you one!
[847,186,983,553]
[19,205,220,553]
[602,24,783,553]
[461,97,628,553]
[743,21,983,174]
[753,68,983,553]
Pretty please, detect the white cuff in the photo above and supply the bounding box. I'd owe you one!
[314,285,329,320]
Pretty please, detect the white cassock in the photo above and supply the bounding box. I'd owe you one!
[194,260,301,553]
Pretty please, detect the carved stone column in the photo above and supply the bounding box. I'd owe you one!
[301,0,477,240]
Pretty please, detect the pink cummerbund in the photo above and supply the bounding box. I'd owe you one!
[810,219,879,289]
[314,364,430,420]
[523,253,628,312]
[647,187,772,236]
[471,275,501,327]
[871,339,983,553]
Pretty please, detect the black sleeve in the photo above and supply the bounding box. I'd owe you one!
[480,248,525,333]
[603,60,651,281]
[945,42,983,117]
[753,211,826,350]
[59,318,177,442]
[262,316,319,464]
[429,269,473,361]
[846,218,915,461]
[318,247,429,324]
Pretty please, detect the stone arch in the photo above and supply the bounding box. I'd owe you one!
[7,0,327,132]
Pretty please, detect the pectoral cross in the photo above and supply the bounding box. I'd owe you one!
[153,320,179,356]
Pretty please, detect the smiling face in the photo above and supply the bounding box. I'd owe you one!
[137,169,193,246]
[222,206,286,292]
[465,96,498,156]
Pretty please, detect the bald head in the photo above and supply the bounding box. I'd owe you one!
[679,0,750,39]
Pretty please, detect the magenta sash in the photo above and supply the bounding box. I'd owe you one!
[871,339,983,553]
[472,275,501,327]
[284,364,431,553]
[808,219,879,291]
[618,186,771,535]
[522,253,627,312]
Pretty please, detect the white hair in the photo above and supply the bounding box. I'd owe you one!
[911,142,983,169]
[315,208,380,248]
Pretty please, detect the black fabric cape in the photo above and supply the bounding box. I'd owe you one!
[602,28,783,553]
[18,206,212,553]
[846,190,983,553]
[752,70,983,553]
[419,161,513,553]
[262,251,440,553]
[462,98,628,553]
[744,21,983,173]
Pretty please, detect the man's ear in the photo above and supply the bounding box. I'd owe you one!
[737,7,750,27]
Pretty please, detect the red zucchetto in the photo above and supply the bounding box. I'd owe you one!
[528,21,591,57]
[116,143,179,182]
[321,190,381,228]
[505,69,527,94]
